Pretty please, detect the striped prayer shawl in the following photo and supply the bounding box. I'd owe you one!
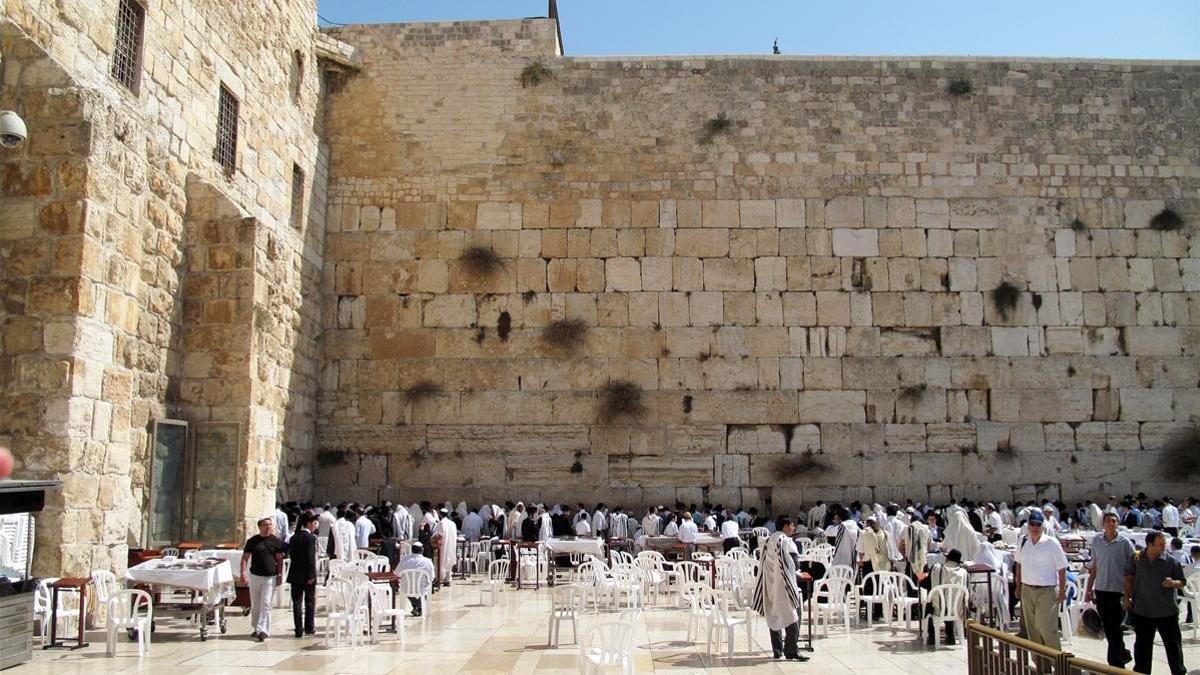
[752,533,800,629]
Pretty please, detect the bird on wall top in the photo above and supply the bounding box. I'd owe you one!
[773,38,781,54]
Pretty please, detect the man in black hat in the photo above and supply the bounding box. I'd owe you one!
[287,513,319,637]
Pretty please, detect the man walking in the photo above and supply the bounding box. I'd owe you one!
[287,514,319,638]
[1014,510,1068,649]
[752,516,809,662]
[1084,511,1134,667]
[241,516,284,641]
[1124,531,1188,675]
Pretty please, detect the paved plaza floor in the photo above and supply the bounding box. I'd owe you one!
[20,578,1200,674]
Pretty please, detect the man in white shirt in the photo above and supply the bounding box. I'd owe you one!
[1161,498,1181,537]
[1014,510,1069,649]
[720,515,741,552]
[274,503,292,545]
[609,507,628,540]
[317,504,337,553]
[984,503,1003,531]
[574,516,592,537]
[354,508,375,549]
[678,512,699,544]
[702,511,718,532]
[591,504,608,540]
[395,542,435,616]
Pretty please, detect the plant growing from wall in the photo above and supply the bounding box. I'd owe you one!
[946,79,973,96]
[774,451,832,481]
[316,449,348,467]
[405,380,443,403]
[992,281,1021,321]
[1149,208,1184,231]
[542,318,589,352]
[701,113,733,143]
[519,61,554,88]
[460,246,506,277]
[898,383,927,401]
[1069,218,1087,231]
[598,379,646,423]
[1159,426,1200,479]
[497,311,512,341]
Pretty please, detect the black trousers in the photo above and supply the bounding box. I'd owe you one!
[409,596,422,614]
[722,537,740,553]
[769,621,799,658]
[291,581,316,635]
[1163,527,1178,537]
[1131,612,1187,675]
[1094,590,1130,667]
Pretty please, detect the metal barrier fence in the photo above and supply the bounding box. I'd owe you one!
[966,621,1134,675]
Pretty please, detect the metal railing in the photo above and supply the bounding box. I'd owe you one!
[966,621,1134,675]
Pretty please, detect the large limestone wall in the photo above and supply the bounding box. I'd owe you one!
[1,0,328,575]
[318,20,1199,511]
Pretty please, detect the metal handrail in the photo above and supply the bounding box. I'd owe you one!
[1065,655,1135,675]
[966,621,1135,675]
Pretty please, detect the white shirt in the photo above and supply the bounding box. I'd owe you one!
[719,519,740,539]
[986,511,1003,530]
[642,513,659,536]
[662,521,679,537]
[1015,534,1068,586]
[317,510,336,539]
[354,515,375,548]
[1162,504,1180,527]
[703,515,717,531]
[274,509,291,544]
[574,519,592,536]
[591,510,607,534]
[678,520,699,544]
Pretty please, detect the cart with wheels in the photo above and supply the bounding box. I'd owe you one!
[125,557,235,641]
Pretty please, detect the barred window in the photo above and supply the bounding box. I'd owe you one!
[214,85,239,174]
[290,165,305,229]
[111,0,145,92]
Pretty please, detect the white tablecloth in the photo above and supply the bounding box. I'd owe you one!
[196,549,244,566]
[636,534,724,551]
[544,538,605,556]
[126,558,235,605]
[927,551,1015,573]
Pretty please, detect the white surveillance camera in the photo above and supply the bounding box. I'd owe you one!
[0,111,27,149]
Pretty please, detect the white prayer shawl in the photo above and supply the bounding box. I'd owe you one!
[900,520,931,572]
[826,521,859,567]
[355,515,375,549]
[336,518,356,562]
[929,561,969,617]
[392,507,414,541]
[943,510,979,561]
[422,511,438,529]
[610,513,628,539]
[807,504,826,531]
[462,512,483,542]
[946,504,966,519]
[884,516,905,561]
[662,520,679,537]
[591,510,607,535]
[1088,503,1105,530]
[753,532,800,631]
[642,513,659,536]
[538,513,552,542]
[408,503,423,526]
[999,502,1015,526]
[433,516,457,582]
[317,510,336,539]
[857,526,892,571]
[455,501,469,523]
[506,510,525,540]
[573,509,590,525]
[574,519,592,536]
[974,542,1011,625]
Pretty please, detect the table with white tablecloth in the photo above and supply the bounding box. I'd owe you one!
[195,549,244,566]
[125,558,233,640]
[544,537,605,556]
[636,533,723,554]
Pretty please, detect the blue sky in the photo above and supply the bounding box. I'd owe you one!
[316,1,1199,59]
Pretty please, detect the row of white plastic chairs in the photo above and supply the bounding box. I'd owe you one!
[322,560,433,647]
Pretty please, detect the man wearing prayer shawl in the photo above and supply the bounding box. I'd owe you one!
[591,504,608,540]
[392,504,414,542]
[538,506,553,542]
[609,507,628,540]
[462,509,483,542]
[752,516,809,662]
[432,508,457,585]
[899,513,931,580]
[825,509,859,568]
[507,503,526,540]
[883,505,906,567]
[642,507,660,537]
[336,510,356,561]
[806,501,826,532]
[999,502,1016,526]
[942,509,979,561]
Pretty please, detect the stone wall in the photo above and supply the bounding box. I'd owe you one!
[1,0,330,575]
[318,20,1199,511]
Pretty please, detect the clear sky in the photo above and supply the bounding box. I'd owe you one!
[315,1,1199,59]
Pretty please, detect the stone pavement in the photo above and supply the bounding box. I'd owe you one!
[20,579,1200,673]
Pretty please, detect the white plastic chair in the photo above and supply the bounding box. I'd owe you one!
[481,559,509,606]
[672,561,705,606]
[367,581,404,638]
[1180,576,1200,640]
[857,571,894,627]
[90,570,119,628]
[325,578,367,647]
[159,547,180,559]
[706,590,751,658]
[811,577,855,636]
[883,572,921,631]
[683,581,712,643]
[924,584,969,647]
[578,621,635,675]
[105,589,152,657]
[275,558,292,609]
[396,568,432,619]
[36,578,84,643]
[548,584,582,647]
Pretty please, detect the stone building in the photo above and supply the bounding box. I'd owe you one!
[1,3,1197,576]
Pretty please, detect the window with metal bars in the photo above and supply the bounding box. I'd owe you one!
[290,165,305,229]
[214,85,239,175]
[110,0,145,92]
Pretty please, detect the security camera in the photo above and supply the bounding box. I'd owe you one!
[0,111,27,149]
